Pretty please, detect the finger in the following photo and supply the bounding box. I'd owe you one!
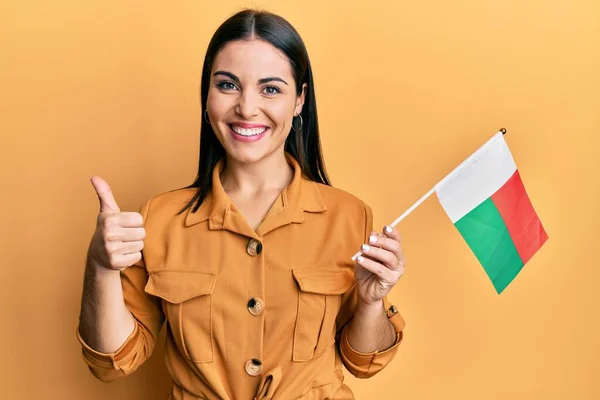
[358,252,406,279]
[114,212,144,228]
[367,233,402,258]
[103,212,144,229]
[121,240,144,255]
[106,239,144,255]
[370,230,383,238]
[91,176,121,213]
[104,227,146,242]
[356,254,396,282]
[110,252,142,269]
[360,243,399,271]
[382,225,401,242]
[383,225,406,264]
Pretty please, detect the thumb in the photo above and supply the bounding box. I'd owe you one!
[90,176,121,213]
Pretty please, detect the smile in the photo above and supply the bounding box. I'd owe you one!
[228,124,269,142]
[229,124,268,137]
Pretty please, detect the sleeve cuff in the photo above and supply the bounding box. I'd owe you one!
[76,323,141,370]
[340,324,402,373]
[341,325,402,360]
[339,298,405,378]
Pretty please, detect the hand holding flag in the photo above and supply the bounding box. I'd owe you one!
[354,225,405,306]
[352,129,548,294]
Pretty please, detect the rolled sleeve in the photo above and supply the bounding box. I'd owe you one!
[75,261,163,382]
[340,322,403,379]
[339,296,405,379]
[76,198,164,383]
[336,201,406,378]
[76,323,141,377]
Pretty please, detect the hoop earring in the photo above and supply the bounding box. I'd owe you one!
[292,114,303,132]
[204,109,211,124]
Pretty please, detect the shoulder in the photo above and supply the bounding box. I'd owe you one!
[312,182,374,242]
[138,187,198,220]
[314,183,371,212]
[313,182,373,227]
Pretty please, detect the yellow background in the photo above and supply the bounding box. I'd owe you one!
[1,0,598,398]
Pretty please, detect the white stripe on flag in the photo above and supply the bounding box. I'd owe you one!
[434,132,517,223]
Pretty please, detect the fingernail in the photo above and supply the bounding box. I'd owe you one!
[369,235,377,244]
[361,244,370,252]
[385,226,392,234]
[357,256,364,262]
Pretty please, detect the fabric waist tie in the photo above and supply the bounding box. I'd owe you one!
[254,366,282,400]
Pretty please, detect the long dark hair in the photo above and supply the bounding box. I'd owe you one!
[178,8,330,216]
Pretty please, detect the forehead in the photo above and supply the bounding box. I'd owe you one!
[212,39,293,79]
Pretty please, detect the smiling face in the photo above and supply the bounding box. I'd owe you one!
[206,39,307,165]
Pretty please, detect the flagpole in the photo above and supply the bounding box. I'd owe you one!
[351,128,507,262]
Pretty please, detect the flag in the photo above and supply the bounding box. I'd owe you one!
[434,132,548,294]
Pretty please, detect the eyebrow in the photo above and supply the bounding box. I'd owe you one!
[213,70,289,86]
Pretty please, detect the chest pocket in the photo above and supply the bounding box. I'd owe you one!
[292,268,355,362]
[145,270,217,364]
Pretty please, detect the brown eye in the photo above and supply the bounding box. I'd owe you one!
[263,86,281,95]
[217,81,237,91]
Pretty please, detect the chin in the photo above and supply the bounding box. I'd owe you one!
[226,146,271,164]
[225,141,290,166]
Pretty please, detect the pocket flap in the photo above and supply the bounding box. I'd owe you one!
[292,268,355,295]
[145,270,217,303]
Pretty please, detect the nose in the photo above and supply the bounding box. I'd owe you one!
[235,90,260,119]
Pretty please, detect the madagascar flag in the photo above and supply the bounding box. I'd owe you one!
[434,133,548,294]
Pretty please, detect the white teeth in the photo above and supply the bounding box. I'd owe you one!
[231,125,267,136]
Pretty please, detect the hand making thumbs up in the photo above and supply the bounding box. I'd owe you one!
[88,176,146,272]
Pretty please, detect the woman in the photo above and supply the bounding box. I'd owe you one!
[77,8,406,400]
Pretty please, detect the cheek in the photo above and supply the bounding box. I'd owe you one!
[266,101,295,127]
[207,90,233,118]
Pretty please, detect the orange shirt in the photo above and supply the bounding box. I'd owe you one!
[77,155,405,399]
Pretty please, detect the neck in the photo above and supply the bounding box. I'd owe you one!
[220,152,294,196]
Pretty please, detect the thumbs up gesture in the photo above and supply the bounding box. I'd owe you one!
[88,176,146,272]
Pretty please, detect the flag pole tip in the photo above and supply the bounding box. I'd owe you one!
[500,128,507,135]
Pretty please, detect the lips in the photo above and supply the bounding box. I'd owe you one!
[227,124,269,142]
[229,124,268,137]
[230,122,268,129]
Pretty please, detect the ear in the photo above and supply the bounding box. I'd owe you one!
[294,83,307,115]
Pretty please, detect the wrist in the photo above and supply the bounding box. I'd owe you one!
[87,259,120,278]
[356,298,385,317]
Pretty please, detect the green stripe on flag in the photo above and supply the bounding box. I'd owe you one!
[454,198,524,294]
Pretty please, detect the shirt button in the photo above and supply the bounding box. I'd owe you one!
[246,239,263,256]
[245,358,263,376]
[247,298,265,316]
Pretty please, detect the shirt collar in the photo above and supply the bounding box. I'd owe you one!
[184,153,327,237]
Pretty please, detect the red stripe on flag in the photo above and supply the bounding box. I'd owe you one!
[491,170,548,264]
